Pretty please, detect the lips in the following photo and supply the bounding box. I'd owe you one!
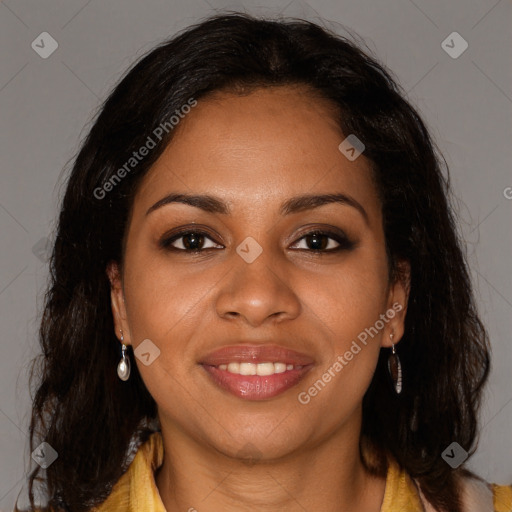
[199,344,314,400]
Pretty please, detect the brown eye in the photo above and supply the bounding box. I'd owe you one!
[290,230,356,253]
[159,230,222,252]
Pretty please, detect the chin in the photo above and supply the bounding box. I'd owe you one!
[208,424,309,463]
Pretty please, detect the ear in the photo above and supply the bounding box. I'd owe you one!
[106,260,132,346]
[381,259,410,349]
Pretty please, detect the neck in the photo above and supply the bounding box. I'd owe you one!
[155,418,386,512]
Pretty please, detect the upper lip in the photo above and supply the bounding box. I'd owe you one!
[199,344,315,366]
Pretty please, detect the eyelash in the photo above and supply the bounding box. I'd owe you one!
[159,228,356,254]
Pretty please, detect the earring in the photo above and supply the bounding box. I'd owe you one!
[387,333,402,394]
[117,329,131,381]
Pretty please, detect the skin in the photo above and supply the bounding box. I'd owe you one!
[107,84,410,512]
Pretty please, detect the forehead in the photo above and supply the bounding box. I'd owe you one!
[133,85,379,220]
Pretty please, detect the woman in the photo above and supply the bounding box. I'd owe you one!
[20,12,512,512]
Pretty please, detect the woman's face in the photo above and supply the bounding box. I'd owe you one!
[108,85,408,461]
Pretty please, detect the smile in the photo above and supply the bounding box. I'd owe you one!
[201,363,313,400]
[199,343,315,400]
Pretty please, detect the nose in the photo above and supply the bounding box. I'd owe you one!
[215,245,301,327]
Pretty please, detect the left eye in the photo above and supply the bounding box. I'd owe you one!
[290,231,348,251]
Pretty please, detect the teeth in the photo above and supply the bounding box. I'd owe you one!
[255,362,274,376]
[240,362,257,375]
[217,362,303,375]
[227,362,239,373]
[274,362,286,373]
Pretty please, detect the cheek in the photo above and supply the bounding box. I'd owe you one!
[120,249,222,409]
[310,253,389,337]
[297,349,379,427]
[123,245,216,338]
[297,271,388,408]
[122,254,209,418]
[297,254,388,404]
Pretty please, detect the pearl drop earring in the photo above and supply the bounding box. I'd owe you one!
[117,329,131,381]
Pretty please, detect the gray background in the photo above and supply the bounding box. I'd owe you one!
[1,0,511,509]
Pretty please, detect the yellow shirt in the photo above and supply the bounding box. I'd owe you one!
[92,432,512,512]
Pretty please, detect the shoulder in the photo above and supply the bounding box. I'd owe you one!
[447,473,511,512]
[26,432,165,512]
[490,482,512,512]
[410,468,512,512]
[89,431,165,512]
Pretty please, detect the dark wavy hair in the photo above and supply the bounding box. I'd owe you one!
[21,11,490,512]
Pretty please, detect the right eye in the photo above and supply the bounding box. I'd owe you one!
[159,230,223,253]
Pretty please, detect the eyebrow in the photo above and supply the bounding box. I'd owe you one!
[145,192,369,224]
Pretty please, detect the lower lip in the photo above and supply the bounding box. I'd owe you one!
[201,364,313,400]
